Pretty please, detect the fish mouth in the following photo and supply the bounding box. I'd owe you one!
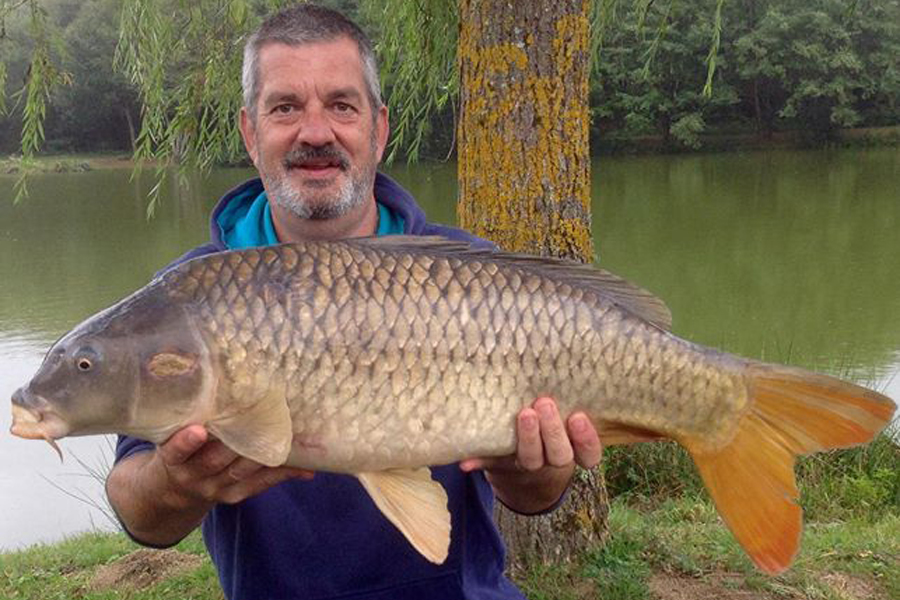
[10,388,69,458]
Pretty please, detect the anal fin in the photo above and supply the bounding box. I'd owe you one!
[357,468,451,564]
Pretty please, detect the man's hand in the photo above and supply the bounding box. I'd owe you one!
[107,425,313,547]
[459,397,601,514]
[154,425,314,507]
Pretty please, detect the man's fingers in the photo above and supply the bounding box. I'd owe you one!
[191,439,241,475]
[225,457,264,482]
[224,458,314,483]
[219,467,315,505]
[462,399,600,476]
[567,412,603,469]
[158,425,208,466]
[516,408,544,471]
[459,456,516,473]
[459,458,487,472]
[535,398,574,467]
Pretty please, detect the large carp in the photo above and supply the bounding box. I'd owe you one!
[10,237,895,572]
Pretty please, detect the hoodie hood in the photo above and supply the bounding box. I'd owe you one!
[208,173,431,251]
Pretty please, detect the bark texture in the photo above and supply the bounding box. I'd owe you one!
[458,0,594,260]
[457,0,607,571]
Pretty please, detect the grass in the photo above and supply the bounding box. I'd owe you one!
[0,153,137,176]
[517,499,900,600]
[0,532,221,600]
[1,434,895,599]
[602,433,899,522]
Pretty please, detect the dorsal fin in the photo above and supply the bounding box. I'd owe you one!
[342,236,672,331]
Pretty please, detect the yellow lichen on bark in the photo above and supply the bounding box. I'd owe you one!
[458,0,593,263]
[456,3,608,570]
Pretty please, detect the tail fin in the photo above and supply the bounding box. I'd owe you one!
[685,364,895,575]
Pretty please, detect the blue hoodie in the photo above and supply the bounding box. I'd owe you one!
[115,173,524,600]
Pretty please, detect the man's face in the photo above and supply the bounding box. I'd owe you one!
[240,38,388,221]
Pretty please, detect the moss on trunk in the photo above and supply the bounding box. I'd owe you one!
[458,0,594,262]
[456,0,606,571]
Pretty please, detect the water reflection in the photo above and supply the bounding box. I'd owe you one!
[0,148,897,549]
[593,149,900,381]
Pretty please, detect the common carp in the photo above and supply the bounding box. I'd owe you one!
[10,237,896,572]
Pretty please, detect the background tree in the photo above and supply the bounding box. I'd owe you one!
[455,0,605,568]
[3,0,898,570]
[730,0,900,140]
[5,0,899,164]
[593,0,738,149]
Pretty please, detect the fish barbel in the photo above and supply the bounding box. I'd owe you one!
[10,237,896,572]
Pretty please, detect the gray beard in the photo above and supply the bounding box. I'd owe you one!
[268,172,369,221]
[264,149,376,221]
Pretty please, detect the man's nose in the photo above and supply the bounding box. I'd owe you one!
[295,106,336,147]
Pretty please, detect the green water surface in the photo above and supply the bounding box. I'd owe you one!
[0,147,897,548]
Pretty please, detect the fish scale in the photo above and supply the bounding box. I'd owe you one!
[164,240,742,471]
[11,236,895,572]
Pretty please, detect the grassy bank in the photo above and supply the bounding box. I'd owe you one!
[0,154,142,176]
[594,125,900,155]
[519,499,899,600]
[1,434,895,599]
[0,499,896,600]
[0,530,221,600]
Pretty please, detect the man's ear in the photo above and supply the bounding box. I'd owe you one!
[239,107,259,166]
[374,105,389,163]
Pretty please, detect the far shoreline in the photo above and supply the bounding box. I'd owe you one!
[2,125,898,174]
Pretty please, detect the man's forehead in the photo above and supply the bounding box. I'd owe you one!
[256,38,367,94]
[257,37,364,72]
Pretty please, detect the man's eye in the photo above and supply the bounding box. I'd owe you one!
[274,104,294,115]
[334,102,354,113]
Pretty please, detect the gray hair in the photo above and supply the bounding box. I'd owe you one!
[242,4,383,123]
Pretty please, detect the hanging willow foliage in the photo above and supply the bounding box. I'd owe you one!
[2,0,72,201]
[114,0,254,214]
[363,0,459,162]
[2,0,725,208]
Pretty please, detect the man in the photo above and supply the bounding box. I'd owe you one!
[107,4,601,599]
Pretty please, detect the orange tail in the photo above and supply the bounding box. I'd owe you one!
[685,364,896,574]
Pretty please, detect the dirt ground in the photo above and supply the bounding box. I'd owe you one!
[89,548,203,592]
[648,571,879,600]
[86,550,883,599]
[650,573,776,600]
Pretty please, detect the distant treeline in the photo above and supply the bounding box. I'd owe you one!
[589,0,900,150]
[1,0,897,159]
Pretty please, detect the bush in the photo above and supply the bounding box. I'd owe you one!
[603,433,899,522]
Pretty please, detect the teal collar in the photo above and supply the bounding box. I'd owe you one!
[221,191,406,250]
[376,200,405,236]
[220,191,279,249]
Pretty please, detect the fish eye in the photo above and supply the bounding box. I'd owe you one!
[73,348,99,373]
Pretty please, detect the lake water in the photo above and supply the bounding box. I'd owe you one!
[1,148,897,550]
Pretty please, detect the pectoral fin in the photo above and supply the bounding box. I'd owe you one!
[358,468,451,564]
[207,394,293,468]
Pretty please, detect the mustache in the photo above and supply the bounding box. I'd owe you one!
[283,145,350,170]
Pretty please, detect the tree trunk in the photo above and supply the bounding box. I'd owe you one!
[456,0,607,572]
[458,0,593,261]
[752,78,764,136]
[124,108,137,153]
